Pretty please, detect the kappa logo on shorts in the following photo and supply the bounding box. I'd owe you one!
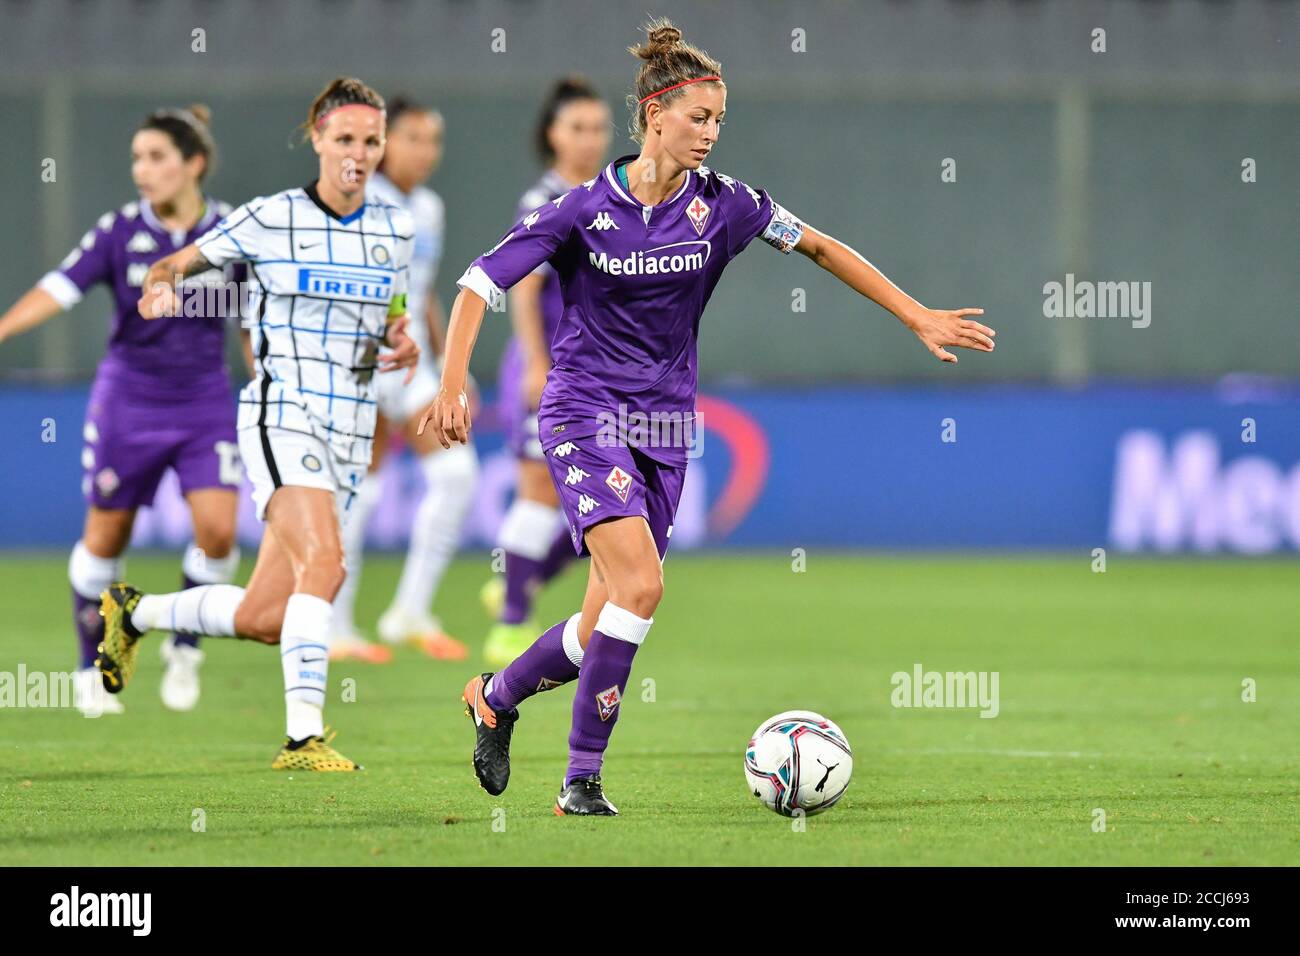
[595,684,622,721]
[553,441,578,457]
[564,466,590,486]
[605,466,633,503]
[94,467,119,498]
[301,453,323,473]
[577,494,599,516]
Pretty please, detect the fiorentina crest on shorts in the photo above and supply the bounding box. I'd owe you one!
[605,466,633,503]
[686,197,711,236]
[595,684,622,721]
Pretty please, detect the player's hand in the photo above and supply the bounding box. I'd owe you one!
[524,357,549,411]
[380,315,421,385]
[904,307,995,364]
[138,281,179,320]
[417,386,472,449]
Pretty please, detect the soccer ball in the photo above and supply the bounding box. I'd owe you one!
[744,710,852,817]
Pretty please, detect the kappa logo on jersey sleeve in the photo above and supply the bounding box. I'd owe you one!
[605,466,633,503]
[523,211,541,230]
[586,211,620,231]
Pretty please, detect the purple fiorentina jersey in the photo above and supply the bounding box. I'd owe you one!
[38,199,242,398]
[461,155,804,466]
[497,169,573,457]
[517,169,572,346]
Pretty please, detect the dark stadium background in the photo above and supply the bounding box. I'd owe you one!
[1,0,1297,552]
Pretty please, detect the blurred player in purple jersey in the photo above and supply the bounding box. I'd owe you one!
[0,106,244,716]
[423,19,997,814]
[330,95,475,665]
[480,76,612,668]
[96,77,420,771]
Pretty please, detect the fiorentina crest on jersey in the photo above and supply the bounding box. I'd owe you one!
[686,196,711,236]
[595,684,622,721]
[605,466,633,503]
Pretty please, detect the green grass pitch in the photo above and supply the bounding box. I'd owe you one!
[0,552,1296,866]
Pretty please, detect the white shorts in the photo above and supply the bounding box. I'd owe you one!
[238,426,367,525]
[375,351,439,424]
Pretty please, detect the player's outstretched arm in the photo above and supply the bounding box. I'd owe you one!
[794,225,995,364]
[137,243,212,320]
[0,288,64,344]
[417,286,485,448]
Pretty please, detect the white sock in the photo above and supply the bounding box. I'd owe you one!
[183,542,240,585]
[595,602,654,645]
[497,498,564,561]
[393,444,478,617]
[562,611,585,666]
[133,586,245,636]
[281,593,333,741]
[69,540,123,601]
[333,477,382,635]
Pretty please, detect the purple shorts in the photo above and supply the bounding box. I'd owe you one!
[498,338,545,462]
[81,369,240,511]
[545,436,686,559]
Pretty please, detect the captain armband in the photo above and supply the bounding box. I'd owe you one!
[387,293,408,319]
[760,202,805,254]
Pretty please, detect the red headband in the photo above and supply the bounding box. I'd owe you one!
[315,103,385,129]
[638,75,722,104]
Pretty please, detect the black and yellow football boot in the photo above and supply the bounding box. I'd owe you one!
[96,583,145,694]
[271,728,363,772]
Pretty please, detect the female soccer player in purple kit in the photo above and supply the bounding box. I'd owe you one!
[481,75,612,668]
[423,20,996,814]
[0,106,243,716]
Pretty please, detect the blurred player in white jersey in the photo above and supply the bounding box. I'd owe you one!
[330,96,475,664]
[480,77,611,667]
[96,77,421,771]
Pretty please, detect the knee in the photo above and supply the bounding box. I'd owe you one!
[611,567,663,619]
[296,546,347,602]
[82,516,133,557]
[192,516,237,559]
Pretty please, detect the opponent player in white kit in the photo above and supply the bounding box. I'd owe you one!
[97,77,420,771]
[330,96,476,664]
